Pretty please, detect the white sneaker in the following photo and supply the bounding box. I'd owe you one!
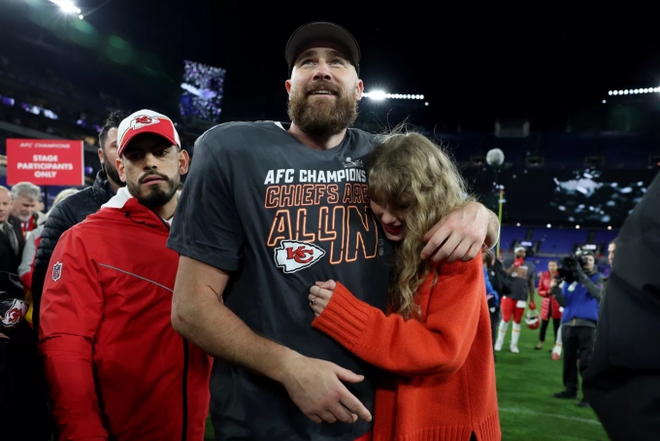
[494,340,503,352]
[510,344,520,354]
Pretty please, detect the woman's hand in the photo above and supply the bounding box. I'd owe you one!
[309,280,337,317]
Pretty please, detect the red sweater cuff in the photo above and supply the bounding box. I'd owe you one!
[311,282,374,351]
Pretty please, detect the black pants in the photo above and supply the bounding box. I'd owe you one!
[562,325,596,395]
[489,309,500,349]
[0,342,53,440]
[539,317,561,343]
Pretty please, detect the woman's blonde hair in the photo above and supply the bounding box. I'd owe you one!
[44,188,79,220]
[368,131,474,319]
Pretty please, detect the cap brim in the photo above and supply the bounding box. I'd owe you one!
[118,129,179,157]
[285,22,360,71]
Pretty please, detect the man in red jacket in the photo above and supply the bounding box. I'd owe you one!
[39,109,212,440]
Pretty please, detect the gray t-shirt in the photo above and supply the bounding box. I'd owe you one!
[504,258,535,301]
[168,121,391,441]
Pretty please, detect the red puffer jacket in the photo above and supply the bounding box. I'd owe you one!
[40,191,212,441]
[537,270,563,320]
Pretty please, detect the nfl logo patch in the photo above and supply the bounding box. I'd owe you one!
[52,262,63,282]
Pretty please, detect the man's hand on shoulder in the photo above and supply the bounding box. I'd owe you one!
[421,202,496,263]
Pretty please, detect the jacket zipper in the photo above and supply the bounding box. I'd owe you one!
[181,338,189,441]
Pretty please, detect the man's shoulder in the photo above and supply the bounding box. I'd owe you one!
[47,186,96,219]
[8,214,21,228]
[198,121,283,144]
[348,127,376,139]
[59,207,121,242]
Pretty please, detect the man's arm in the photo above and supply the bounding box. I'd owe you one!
[32,200,78,335]
[578,271,604,302]
[421,202,499,263]
[170,256,371,425]
[39,230,107,440]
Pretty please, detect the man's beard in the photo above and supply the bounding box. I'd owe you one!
[127,171,179,210]
[287,81,358,139]
[102,151,123,187]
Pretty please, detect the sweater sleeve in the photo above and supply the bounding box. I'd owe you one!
[39,228,108,440]
[312,257,485,377]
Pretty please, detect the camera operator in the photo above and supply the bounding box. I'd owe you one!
[551,251,603,407]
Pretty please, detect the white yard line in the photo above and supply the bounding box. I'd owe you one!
[499,407,602,425]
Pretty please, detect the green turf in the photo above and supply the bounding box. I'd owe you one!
[203,316,610,440]
[494,318,609,440]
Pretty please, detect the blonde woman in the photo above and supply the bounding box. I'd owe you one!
[309,132,500,441]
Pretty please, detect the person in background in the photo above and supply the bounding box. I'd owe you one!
[1,185,50,440]
[483,251,500,355]
[536,260,563,359]
[9,181,42,238]
[39,109,211,440]
[607,238,616,268]
[31,110,129,338]
[0,186,25,280]
[494,246,536,354]
[18,188,79,326]
[551,251,603,407]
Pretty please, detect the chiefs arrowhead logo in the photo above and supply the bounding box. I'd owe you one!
[274,240,326,274]
[0,299,28,329]
[130,115,160,130]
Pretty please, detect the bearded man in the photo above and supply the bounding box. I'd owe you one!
[39,110,212,440]
[167,22,502,441]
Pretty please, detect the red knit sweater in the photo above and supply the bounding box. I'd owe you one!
[312,254,501,441]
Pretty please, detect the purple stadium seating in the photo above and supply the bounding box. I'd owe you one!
[532,228,587,255]
[498,225,526,251]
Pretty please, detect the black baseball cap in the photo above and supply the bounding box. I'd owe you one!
[285,21,360,75]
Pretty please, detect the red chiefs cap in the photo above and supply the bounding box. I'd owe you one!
[117,109,181,157]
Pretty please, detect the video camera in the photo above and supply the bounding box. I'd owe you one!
[557,254,589,283]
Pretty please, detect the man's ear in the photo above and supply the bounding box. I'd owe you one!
[178,149,190,175]
[115,157,127,183]
[355,79,364,100]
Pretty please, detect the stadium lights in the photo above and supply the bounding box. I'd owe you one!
[608,87,660,96]
[362,91,425,100]
[48,0,84,18]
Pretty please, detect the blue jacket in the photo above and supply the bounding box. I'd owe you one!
[483,265,499,306]
[561,273,601,323]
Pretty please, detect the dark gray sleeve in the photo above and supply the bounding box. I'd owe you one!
[551,285,566,307]
[578,271,604,302]
[167,127,245,272]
